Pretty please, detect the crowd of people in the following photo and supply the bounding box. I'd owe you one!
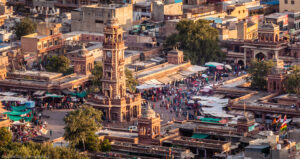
[140,66,246,121]
[141,74,214,120]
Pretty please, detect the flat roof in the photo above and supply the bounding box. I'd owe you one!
[11,70,62,78]
[136,64,176,78]
[63,31,104,37]
[96,129,138,138]
[265,12,288,19]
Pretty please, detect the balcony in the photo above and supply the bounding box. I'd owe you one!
[227,51,244,58]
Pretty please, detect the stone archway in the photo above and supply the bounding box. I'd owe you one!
[238,60,245,69]
[255,52,266,61]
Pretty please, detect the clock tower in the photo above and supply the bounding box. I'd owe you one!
[87,18,142,122]
[102,18,126,98]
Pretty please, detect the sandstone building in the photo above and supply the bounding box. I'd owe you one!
[222,23,300,67]
[21,23,63,59]
[71,4,133,33]
[138,103,161,145]
[87,19,141,122]
[55,0,98,12]
[69,44,95,76]
[279,0,300,12]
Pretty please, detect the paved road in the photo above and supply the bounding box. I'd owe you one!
[42,109,73,140]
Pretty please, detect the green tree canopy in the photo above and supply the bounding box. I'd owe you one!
[164,19,224,65]
[64,105,103,151]
[125,68,138,93]
[91,62,103,87]
[13,18,37,40]
[0,127,12,148]
[246,60,274,90]
[1,141,88,159]
[46,55,71,74]
[99,139,112,152]
[284,66,300,96]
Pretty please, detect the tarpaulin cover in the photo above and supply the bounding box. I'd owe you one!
[7,113,32,122]
[7,115,23,121]
[25,101,35,108]
[45,93,64,98]
[63,90,87,98]
[76,91,87,98]
[192,133,209,139]
[11,105,27,111]
[4,109,31,116]
[200,117,221,123]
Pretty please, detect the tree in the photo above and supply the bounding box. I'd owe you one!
[246,60,274,90]
[64,105,103,151]
[125,68,138,93]
[2,142,88,159]
[84,133,101,152]
[0,127,12,147]
[164,19,225,65]
[0,127,12,156]
[99,139,111,152]
[46,55,71,74]
[284,66,300,96]
[13,18,37,40]
[91,62,103,87]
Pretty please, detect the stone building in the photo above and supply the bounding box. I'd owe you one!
[55,0,98,12]
[71,4,133,33]
[226,4,248,20]
[0,0,13,27]
[267,56,285,93]
[0,70,90,93]
[69,44,95,75]
[87,19,141,122]
[167,48,184,64]
[138,103,161,145]
[222,22,300,67]
[151,1,183,22]
[279,0,300,12]
[0,55,8,80]
[21,23,63,59]
[160,19,179,38]
[236,21,258,40]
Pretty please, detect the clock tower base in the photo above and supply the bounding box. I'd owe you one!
[87,93,142,122]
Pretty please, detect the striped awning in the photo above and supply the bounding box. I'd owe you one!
[144,79,163,85]
[179,70,195,76]
[157,76,173,84]
[169,74,184,81]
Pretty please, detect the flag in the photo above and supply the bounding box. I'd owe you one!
[277,115,282,124]
[272,118,277,125]
[280,115,288,131]
[280,122,287,131]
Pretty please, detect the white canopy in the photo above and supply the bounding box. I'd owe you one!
[225,64,232,70]
[136,84,160,90]
[144,79,163,85]
[205,62,224,67]
[179,70,195,76]
[188,65,207,72]
[0,92,18,96]
[0,96,28,103]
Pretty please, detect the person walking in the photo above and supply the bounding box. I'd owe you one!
[49,129,52,137]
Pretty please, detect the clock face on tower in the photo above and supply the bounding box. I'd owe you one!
[106,51,112,58]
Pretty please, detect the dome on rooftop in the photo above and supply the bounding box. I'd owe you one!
[79,44,89,57]
[107,17,119,28]
[142,103,156,119]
